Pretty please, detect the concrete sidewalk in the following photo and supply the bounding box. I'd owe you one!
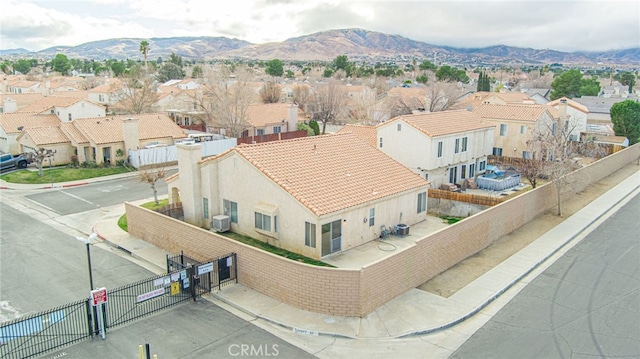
[90,170,640,340]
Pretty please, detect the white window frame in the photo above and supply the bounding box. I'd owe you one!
[305,222,316,248]
[437,141,443,158]
[368,208,375,227]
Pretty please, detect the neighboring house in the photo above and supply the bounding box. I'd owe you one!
[244,103,305,136]
[521,88,551,103]
[384,87,428,116]
[19,97,106,122]
[375,110,495,188]
[0,113,60,154]
[0,93,44,113]
[14,113,187,165]
[88,83,118,106]
[7,80,41,94]
[161,79,200,90]
[450,91,534,111]
[474,103,560,159]
[16,126,74,165]
[571,96,639,124]
[547,97,589,141]
[167,132,430,259]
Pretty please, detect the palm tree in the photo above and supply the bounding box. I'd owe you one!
[139,40,150,69]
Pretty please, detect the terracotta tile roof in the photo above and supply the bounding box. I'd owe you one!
[72,113,187,145]
[229,133,428,216]
[0,93,45,109]
[18,126,69,145]
[9,80,40,89]
[474,103,555,122]
[88,83,116,93]
[386,109,494,137]
[246,103,305,127]
[0,113,60,134]
[20,96,81,113]
[336,124,377,147]
[51,91,90,100]
[547,97,589,114]
[450,91,534,110]
[60,122,88,144]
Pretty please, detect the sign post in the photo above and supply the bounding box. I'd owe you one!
[90,288,108,340]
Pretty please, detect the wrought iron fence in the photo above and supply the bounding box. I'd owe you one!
[0,299,92,359]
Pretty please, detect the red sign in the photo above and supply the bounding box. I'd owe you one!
[91,288,108,306]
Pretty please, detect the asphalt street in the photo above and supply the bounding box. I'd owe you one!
[451,192,640,359]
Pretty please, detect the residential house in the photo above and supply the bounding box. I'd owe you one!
[7,80,41,94]
[571,96,638,124]
[167,132,430,259]
[16,126,74,165]
[19,97,106,122]
[161,79,200,90]
[243,103,305,137]
[521,88,551,103]
[0,113,60,154]
[335,124,377,147]
[547,97,588,141]
[474,103,560,159]
[384,87,428,117]
[0,93,44,113]
[88,82,119,107]
[14,113,187,165]
[450,91,535,111]
[375,110,495,188]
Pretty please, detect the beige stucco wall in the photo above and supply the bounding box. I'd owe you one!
[195,150,429,259]
[377,119,494,188]
[485,113,555,158]
[130,143,639,317]
[55,101,106,122]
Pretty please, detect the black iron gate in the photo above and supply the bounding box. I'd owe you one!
[167,252,237,292]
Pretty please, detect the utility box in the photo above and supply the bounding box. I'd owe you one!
[395,224,410,236]
[211,215,231,232]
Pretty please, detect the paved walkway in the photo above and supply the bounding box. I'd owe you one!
[3,169,639,341]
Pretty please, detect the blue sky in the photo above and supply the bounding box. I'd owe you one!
[2,0,639,52]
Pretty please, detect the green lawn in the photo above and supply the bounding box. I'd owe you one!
[0,166,134,184]
[118,199,169,232]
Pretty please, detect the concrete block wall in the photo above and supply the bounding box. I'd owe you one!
[126,143,639,317]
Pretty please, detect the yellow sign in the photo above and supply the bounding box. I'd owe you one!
[170,282,180,295]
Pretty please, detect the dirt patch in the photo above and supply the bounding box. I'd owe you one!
[418,162,639,298]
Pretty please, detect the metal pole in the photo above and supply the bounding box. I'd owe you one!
[86,241,94,291]
[49,157,53,188]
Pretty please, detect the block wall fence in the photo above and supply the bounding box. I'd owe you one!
[126,143,640,317]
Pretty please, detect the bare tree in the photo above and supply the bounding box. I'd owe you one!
[110,66,159,114]
[259,82,281,103]
[192,64,255,137]
[308,81,347,134]
[292,85,311,111]
[139,167,166,205]
[425,81,460,112]
[528,115,605,216]
[32,148,56,177]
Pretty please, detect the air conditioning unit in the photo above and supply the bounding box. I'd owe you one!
[211,215,230,232]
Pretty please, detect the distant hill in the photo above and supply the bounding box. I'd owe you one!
[0,48,30,56]
[2,28,638,66]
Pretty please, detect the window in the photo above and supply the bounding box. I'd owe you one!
[379,137,383,148]
[551,122,557,135]
[492,147,503,156]
[223,200,238,223]
[305,222,316,248]
[500,124,507,136]
[461,137,468,152]
[461,165,466,179]
[479,160,486,171]
[202,198,209,219]
[184,117,190,126]
[68,113,72,121]
[522,151,532,159]
[256,128,265,135]
[255,212,271,231]
[520,125,526,134]
[455,138,460,153]
[437,141,443,157]
[368,208,375,227]
[417,192,427,213]
[273,126,281,134]
[469,163,475,177]
[397,123,402,131]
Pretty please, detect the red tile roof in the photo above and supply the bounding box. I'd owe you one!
[72,113,188,145]
[387,109,494,137]
[0,113,61,134]
[19,126,69,145]
[336,124,377,147]
[474,103,556,122]
[228,133,428,216]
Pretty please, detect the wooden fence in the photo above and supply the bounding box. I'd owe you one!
[428,188,508,206]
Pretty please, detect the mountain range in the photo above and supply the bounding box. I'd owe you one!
[2,28,638,66]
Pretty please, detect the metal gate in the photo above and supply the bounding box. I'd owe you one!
[167,252,237,292]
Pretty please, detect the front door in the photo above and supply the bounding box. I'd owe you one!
[321,219,342,256]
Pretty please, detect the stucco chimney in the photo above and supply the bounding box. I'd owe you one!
[3,97,17,113]
[559,98,568,118]
[177,143,203,227]
[287,103,299,132]
[122,117,139,153]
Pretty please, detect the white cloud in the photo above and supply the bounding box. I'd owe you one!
[2,0,638,52]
